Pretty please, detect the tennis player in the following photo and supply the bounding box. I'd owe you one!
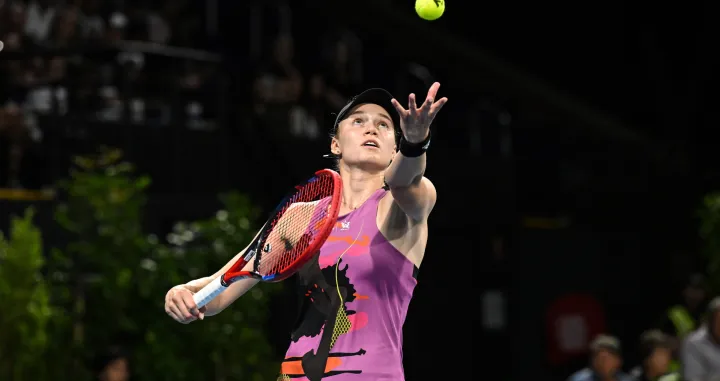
[165,82,447,380]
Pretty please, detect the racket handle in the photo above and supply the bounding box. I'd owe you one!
[193,276,227,309]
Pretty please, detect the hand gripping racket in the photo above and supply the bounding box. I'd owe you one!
[193,169,342,308]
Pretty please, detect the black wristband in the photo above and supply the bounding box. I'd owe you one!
[399,132,431,157]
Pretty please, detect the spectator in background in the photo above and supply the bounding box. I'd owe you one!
[284,30,364,141]
[78,0,106,41]
[0,31,32,103]
[163,0,202,47]
[261,33,303,104]
[178,60,218,129]
[1,1,27,37]
[24,6,75,116]
[657,273,707,371]
[46,5,82,49]
[25,54,69,116]
[0,102,41,188]
[288,71,332,140]
[144,1,172,44]
[24,0,57,43]
[658,274,707,339]
[682,297,720,381]
[321,31,362,110]
[567,335,632,381]
[94,346,130,381]
[252,34,303,134]
[630,330,679,381]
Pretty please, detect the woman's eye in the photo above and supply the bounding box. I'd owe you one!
[353,118,363,125]
[379,122,388,129]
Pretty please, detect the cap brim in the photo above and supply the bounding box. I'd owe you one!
[333,88,401,135]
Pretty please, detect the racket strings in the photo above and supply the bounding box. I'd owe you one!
[257,174,337,276]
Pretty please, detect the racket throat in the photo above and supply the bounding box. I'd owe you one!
[243,249,257,262]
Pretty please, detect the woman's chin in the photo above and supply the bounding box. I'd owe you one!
[342,157,390,172]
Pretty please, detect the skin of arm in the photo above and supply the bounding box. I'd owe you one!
[384,151,437,222]
[175,201,319,317]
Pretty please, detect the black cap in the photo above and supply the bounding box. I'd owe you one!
[325,88,401,159]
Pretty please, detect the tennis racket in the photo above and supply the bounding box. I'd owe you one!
[193,169,342,308]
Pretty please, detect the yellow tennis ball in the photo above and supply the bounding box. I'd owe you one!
[415,0,445,21]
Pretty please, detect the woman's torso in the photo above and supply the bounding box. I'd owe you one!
[279,188,419,381]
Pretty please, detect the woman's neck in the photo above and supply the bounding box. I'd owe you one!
[339,167,385,211]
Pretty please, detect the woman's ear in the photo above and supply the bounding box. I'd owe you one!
[330,136,341,155]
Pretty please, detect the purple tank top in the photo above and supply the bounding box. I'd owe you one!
[279,188,418,381]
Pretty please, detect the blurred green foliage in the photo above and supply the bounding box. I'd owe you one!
[700,192,720,294]
[2,147,282,381]
[0,209,53,381]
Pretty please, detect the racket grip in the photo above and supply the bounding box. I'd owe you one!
[193,276,227,309]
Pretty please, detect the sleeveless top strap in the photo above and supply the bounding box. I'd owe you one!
[353,188,387,219]
[369,187,387,204]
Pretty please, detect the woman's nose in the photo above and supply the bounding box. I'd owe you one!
[364,123,379,134]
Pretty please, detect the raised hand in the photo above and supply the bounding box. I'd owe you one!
[390,82,448,143]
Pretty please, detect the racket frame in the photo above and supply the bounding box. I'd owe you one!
[192,169,341,308]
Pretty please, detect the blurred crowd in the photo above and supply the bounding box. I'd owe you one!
[5,3,712,381]
[247,28,366,145]
[568,274,720,381]
[0,0,377,191]
[0,0,218,188]
[0,0,418,191]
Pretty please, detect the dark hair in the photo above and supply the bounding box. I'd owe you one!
[589,334,621,356]
[93,346,128,376]
[638,330,671,363]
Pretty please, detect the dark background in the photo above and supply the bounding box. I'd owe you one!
[2,0,718,379]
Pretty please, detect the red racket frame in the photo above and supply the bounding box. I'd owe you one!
[220,169,342,285]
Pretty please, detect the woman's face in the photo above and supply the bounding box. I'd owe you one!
[332,103,397,171]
